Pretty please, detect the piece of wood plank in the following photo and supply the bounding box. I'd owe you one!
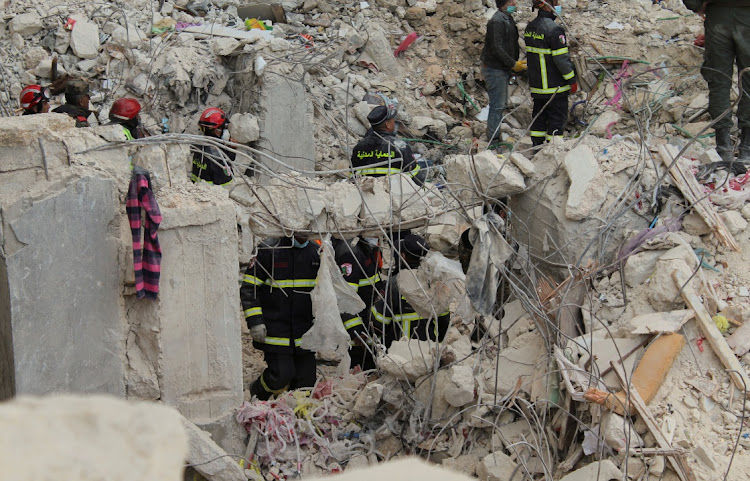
[673,270,750,392]
[611,362,696,481]
[727,322,750,357]
[658,145,740,251]
[629,310,695,335]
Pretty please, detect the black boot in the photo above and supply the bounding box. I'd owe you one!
[715,128,733,163]
[739,128,750,163]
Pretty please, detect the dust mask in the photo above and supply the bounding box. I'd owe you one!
[292,238,309,249]
[554,5,562,15]
[505,5,516,14]
[221,129,230,141]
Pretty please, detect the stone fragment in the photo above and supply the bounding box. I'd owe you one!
[228,113,260,143]
[23,47,48,70]
[648,245,698,311]
[34,58,66,78]
[404,7,427,24]
[559,460,623,481]
[9,13,43,37]
[411,115,447,138]
[509,152,535,176]
[698,148,723,165]
[378,339,437,382]
[364,25,401,77]
[693,444,716,470]
[70,21,100,59]
[443,365,475,407]
[112,25,147,48]
[623,250,662,287]
[183,418,246,481]
[211,37,240,56]
[441,453,480,476]
[564,145,607,220]
[0,395,188,481]
[600,412,644,452]
[444,150,526,203]
[682,211,711,236]
[720,210,747,235]
[477,450,517,481]
[353,382,383,418]
[590,110,622,137]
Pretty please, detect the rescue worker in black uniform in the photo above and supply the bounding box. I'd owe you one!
[240,236,320,400]
[524,0,577,147]
[19,84,50,115]
[683,0,750,169]
[52,80,93,127]
[109,98,145,140]
[192,107,235,186]
[334,237,383,369]
[351,105,425,185]
[370,234,450,349]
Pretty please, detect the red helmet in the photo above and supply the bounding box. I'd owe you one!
[109,98,141,121]
[20,84,50,110]
[198,107,228,130]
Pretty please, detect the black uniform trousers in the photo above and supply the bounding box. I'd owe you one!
[530,94,569,146]
[250,349,316,401]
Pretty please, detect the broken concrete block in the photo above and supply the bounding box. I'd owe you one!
[698,148,723,165]
[378,339,437,382]
[0,395,188,481]
[589,110,622,137]
[476,450,517,481]
[441,453,481,476]
[414,370,458,421]
[629,310,694,335]
[183,418,246,481]
[23,47,48,70]
[600,412,644,452]
[70,21,100,59]
[111,24,147,48]
[509,152,536,176]
[692,444,716,470]
[443,150,526,203]
[411,116,448,138]
[9,12,43,37]
[484,331,545,397]
[443,365,475,407]
[353,382,384,418]
[559,459,623,481]
[564,144,607,220]
[211,37,240,56]
[229,112,260,143]
[364,25,401,77]
[389,173,430,222]
[720,210,747,235]
[648,245,697,311]
[35,58,66,78]
[682,210,711,236]
[624,250,663,287]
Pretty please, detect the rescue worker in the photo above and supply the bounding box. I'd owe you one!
[334,237,383,369]
[52,80,93,127]
[109,98,144,139]
[370,234,450,349]
[19,84,51,115]
[683,1,750,168]
[481,0,526,143]
[524,0,577,147]
[192,107,235,186]
[240,236,320,400]
[351,104,425,185]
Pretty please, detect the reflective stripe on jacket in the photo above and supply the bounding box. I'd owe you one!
[524,11,576,97]
[350,129,425,185]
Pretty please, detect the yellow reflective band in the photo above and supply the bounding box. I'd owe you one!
[262,336,291,346]
[562,71,575,81]
[526,46,551,54]
[244,307,262,318]
[190,173,214,184]
[530,85,571,95]
[409,164,421,178]
[530,131,547,138]
[371,306,391,325]
[551,47,569,56]
[260,373,287,394]
[264,279,317,289]
[294,338,303,347]
[123,127,134,140]
[243,274,265,286]
[546,135,564,141]
[217,178,234,186]
[347,282,360,291]
[357,167,403,175]
[344,316,363,330]
[358,272,381,287]
[540,52,548,90]
[393,312,423,322]
[403,319,412,337]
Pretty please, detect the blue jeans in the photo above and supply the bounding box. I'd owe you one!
[483,67,509,142]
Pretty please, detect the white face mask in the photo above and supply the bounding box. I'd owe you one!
[221,129,230,140]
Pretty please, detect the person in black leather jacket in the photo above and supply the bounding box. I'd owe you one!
[481,0,524,143]
[52,80,92,127]
[351,105,425,185]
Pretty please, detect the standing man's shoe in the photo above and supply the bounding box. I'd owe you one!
[715,128,734,163]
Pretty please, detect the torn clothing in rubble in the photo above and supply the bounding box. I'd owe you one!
[350,129,425,185]
[191,144,235,186]
[370,272,450,348]
[126,166,162,300]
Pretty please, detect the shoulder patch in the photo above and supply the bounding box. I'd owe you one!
[559,34,566,45]
[340,263,353,277]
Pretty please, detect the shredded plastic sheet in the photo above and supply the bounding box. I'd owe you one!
[301,236,365,372]
[465,213,513,316]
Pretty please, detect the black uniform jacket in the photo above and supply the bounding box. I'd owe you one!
[334,239,383,343]
[52,104,91,127]
[191,144,235,186]
[481,10,520,71]
[524,11,577,97]
[351,129,425,185]
[240,238,320,353]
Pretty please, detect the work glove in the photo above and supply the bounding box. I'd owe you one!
[512,60,527,73]
[250,324,267,343]
[570,82,579,94]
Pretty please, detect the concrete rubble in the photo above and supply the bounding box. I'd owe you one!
[3,0,750,480]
